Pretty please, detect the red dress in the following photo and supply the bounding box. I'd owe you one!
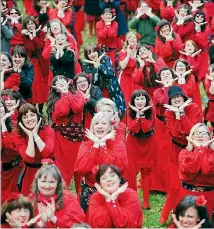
[1,131,22,203]
[75,139,128,187]
[33,190,86,228]
[160,2,180,22]
[204,76,214,122]
[172,21,195,42]
[15,126,55,195]
[23,31,49,104]
[88,188,143,228]
[52,91,85,187]
[3,72,20,89]
[155,33,183,68]
[177,146,214,216]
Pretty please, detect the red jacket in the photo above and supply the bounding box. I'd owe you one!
[4,72,20,89]
[96,20,118,49]
[179,146,214,186]
[153,87,169,117]
[191,26,210,51]
[48,9,73,28]
[88,188,143,228]
[172,21,195,42]
[75,139,128,187]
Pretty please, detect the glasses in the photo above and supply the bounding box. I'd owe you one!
[77,80,87,85]
[193,131,209,137]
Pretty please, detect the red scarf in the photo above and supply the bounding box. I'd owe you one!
[37,194,58,205]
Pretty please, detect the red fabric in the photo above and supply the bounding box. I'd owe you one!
[23,0,37,17]
[204,77,214,122]
[87,188,143,228]
[127,0,139,12]
[33,190,85,228]
[74,10,85,49]
[15,126,55,195]
[155,33,183,67]
[165,103,202,146]
[96,20,118,49]
[75,139,128,187]
[9,23,24,49]
[7,0,14,9]
[160,2,180,22]
[115,122,126,142]
[153,87,169,117]
[48,9,73,28]
[171,21,195,42]
[4,72,20,89]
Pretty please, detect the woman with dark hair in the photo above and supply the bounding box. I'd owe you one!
[73,72,103,130]
[1,88,25,127]
[11,46,34,102]
[159,85,202,224]
[1,52,20,90]
[1,12,13,53]
[160,0,181,22]
[87,164,143,228]
[1,193,39,228]
[171,4,195,42]
[155,19,183,68]
[30,160,85,228]
[15,103,55,195]
[47,75,85,188]
[82,43,126,119]
[75,112,128,212]
[1,100,22,203]
[7,7,23,51]
[169,195,213,228]
[132,44,167,98]
[176,123,214,217]
[124,89,156,209]
[21,16,49,113]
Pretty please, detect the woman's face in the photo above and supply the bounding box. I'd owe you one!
[12,54,25,68]
[5,98,16,111]
[55,78,68,92]
[1,54,12,70]
[160,25,170,36]
[175,61,187,75]
[127,35,137,47]
[26,20,36,33]
[88,51,98,62]
[138,46,149,59]
[50,21,61,36]
[192,125,211,145]
[179,8,188,17]
[0,103,5,117]
[93,117,111,139]
[100,167,121,194]
[76,76,89,93]
[21,110,38,130]
[195,14,204,24]
[9,9,19,19]
[58,0,68,8]
[38,0,48,8]
[37,172,58,197]
[178,207,199,228]
[160,69,173,83]
[139,2,149,12]
[10,208,30,226]
[184,41,195,54]
[103,12,112,21]
[98,105,114,119]
[55,34,67,46]
[134,95,147,110]
[171,95,184,107]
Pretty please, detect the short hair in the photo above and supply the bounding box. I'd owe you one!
[90,112,112,132]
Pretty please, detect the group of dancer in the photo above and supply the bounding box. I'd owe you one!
[1,0,214,228]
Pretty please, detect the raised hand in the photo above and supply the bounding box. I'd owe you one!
[8,99,20,111]
[32,118,42,137]
[179,50,189,56]
[85,129,100,143]
[5,212,21,228]
[179,98,192,112]
[202,138,214,147]
[129,103,140,113]
[186,136,200,147]
[94,183,112,202]
[1,110,14,122]
[100,130,116,142]
[21,29,30,36]
[46,198,56,221]
[146,50,156,63]
[135,8,144,19]
[136,55,145,68]
[164,104,179,113]
[26,214,41,226]
[206,69,214,81]
[141,104,152,113]
[85,84,91,97]
[38,203,48,224]
[19,122,33,137]
[191,49,201,57]
[31,25,41,39]
[111,182,128,200]
[1,67,14,77]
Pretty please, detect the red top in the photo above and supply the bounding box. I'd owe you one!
[179,146,214,186]
[4,72,20,89]
[87,188,143,228]
[118,50,136,76]
[153,87,169,117]
[10,23,23,46]
[204,77,214,100]
[75,139,128,187]
[165,103,202,145]
[160,2,180,22]
[96,20,118,49]
[191,26,210,51]
[115,122,126,142]
[172,21,195,42]
[48,9,73,28]
[52,92,85,124]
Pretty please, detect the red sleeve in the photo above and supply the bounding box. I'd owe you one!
[23,36,36,53]
[171,33,183,52]
[132,68,144,86]
[2,131,19,156]
[191,27,210,50]
[115,122,126,142]
[155,38,173,59]
[180,55,201,77]
[45,191,85,228]
[4,73,20,89]
[107,22,118,37]
[140,111,155,133]
[74,141,99,175]
[127,115,141,133]
[42,39,52,60]
[60,11,72,27]
[179,148,203,180]
[177,75,196,99]
[160,3,175,21]
[118,50,127,62]
[32,31,45,49]
[153,57,167,73]
[172,21,195,40]
[96,21,109,38]
[153,87,168,106]
[201,147,214,174]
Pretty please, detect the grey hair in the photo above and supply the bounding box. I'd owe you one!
[90,112,113,132]
[188,123,211,139]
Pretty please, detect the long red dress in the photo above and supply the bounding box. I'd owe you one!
[1,131,22,203]
[22,31,49,104]
[52,91,85,187]
[15,126,55,195]
[204,76,214,122]
[177,146,214,216]
[88,188,143,228]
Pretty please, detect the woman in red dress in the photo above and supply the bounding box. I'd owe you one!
[88,164,143,228]
[160,85,202,224]
[21,16,49,113]
[15,103,55,195]
[155,19,183,68]
[124,89,156,209]
[132,45,166,98]
[75,112,128,212]
[47,75,85,188]
[177,123,214,216]
[30,160,85,228]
